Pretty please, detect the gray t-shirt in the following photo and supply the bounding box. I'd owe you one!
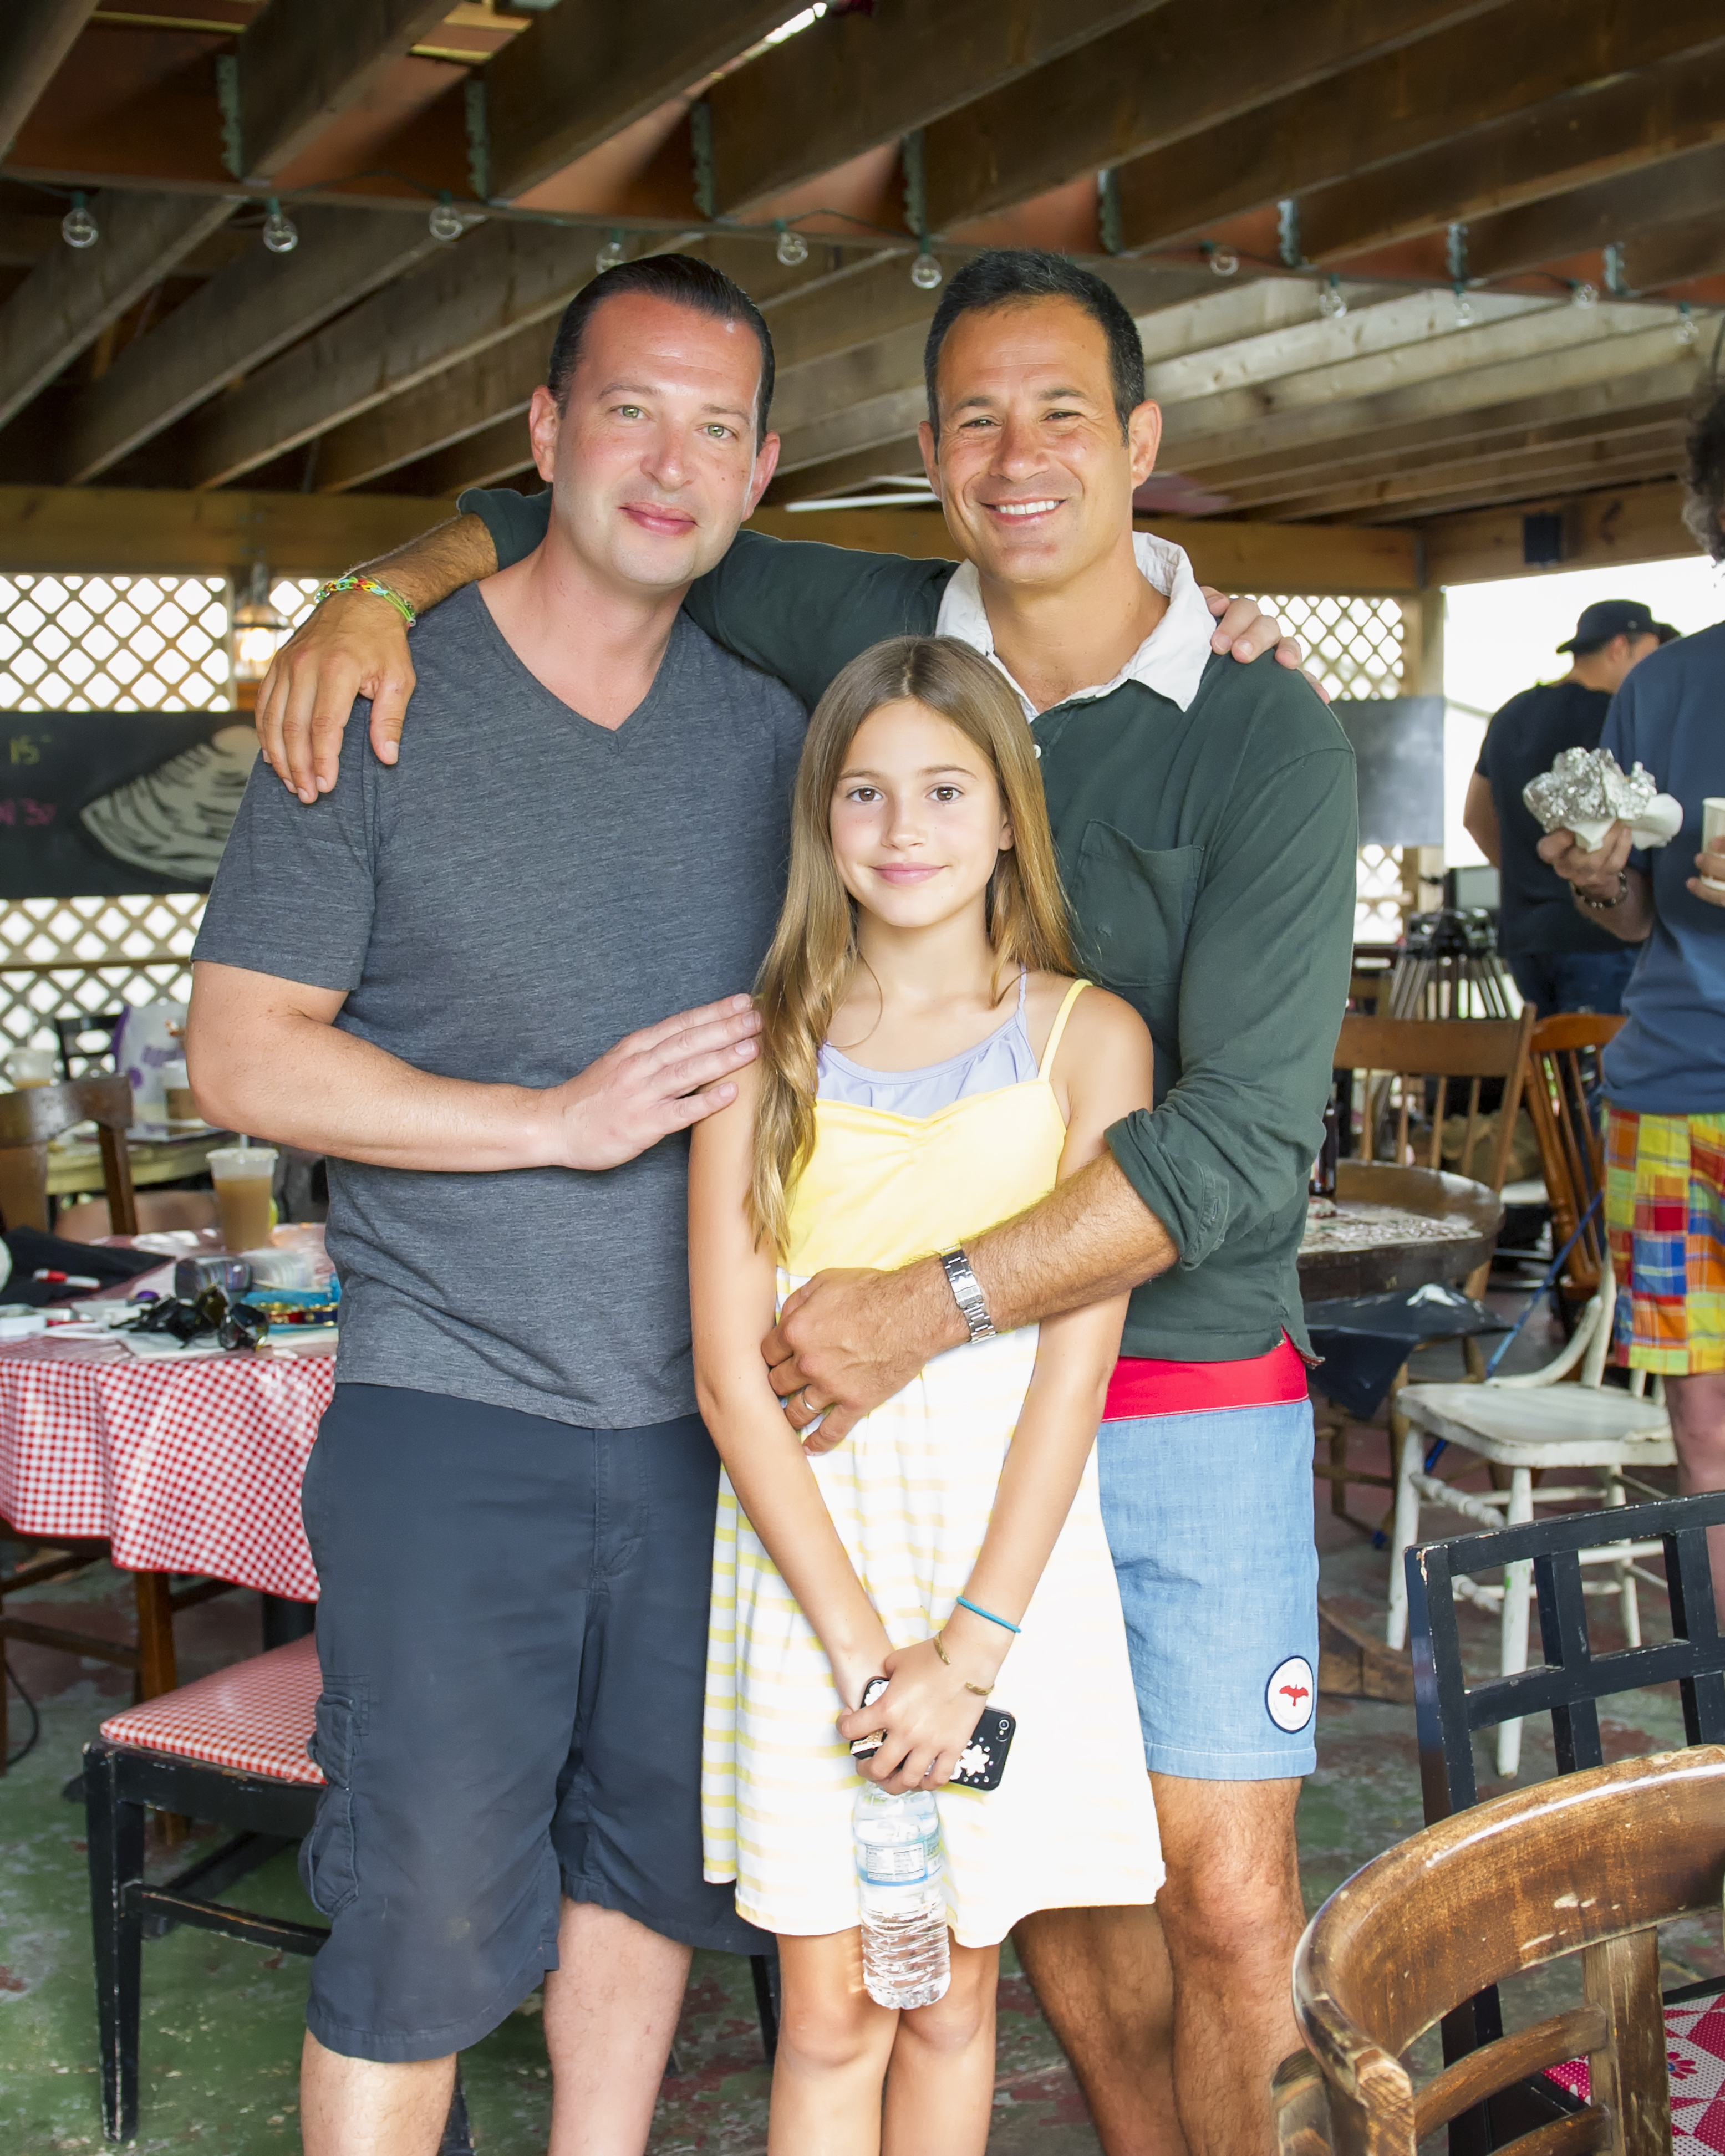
[194,583,806,1428]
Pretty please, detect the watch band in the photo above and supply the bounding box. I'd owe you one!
[940,1247,997,1342]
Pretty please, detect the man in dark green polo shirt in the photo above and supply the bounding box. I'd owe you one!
[258,251,1355,2156]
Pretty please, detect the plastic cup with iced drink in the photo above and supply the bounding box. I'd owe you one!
[162,1058,197,1123]
[209,1145,278,1252]
[5,1048,56,1089]
[1702,799,1725,893]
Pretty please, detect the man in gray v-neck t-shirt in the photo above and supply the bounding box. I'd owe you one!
[185,257,803,2139]
[196,584,803,1426]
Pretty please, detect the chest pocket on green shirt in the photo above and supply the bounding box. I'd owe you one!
[1069,823,1202,1031]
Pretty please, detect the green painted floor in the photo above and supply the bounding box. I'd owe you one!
[4,1368,1722,2151]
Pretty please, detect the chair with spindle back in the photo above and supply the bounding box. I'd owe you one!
[53,1011,128,1082]
[1396,1493,1725,2153]
[1314,1012,1535,1537]
[1273,1745,1725,2156]
[1521,1012,1625,1318]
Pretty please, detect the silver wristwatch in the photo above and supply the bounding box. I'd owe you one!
[939,1247,997,1342]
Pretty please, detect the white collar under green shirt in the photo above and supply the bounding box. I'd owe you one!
[933,530,1216,718]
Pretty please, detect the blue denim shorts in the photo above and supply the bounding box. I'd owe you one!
[1097,1399,1318,1781]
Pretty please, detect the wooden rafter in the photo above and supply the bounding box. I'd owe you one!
[0,188,235,435]
[0,2,100,161]
[1301,45,1725,263]
[62,207,444,482]
[1110,0,1725,253]
[221,0,456,184]
[1459,141,1725,282]
[1419,480,1691,581]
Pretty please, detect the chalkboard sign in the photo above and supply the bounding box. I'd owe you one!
[0,709,257,899]
[1331,695,1446,850]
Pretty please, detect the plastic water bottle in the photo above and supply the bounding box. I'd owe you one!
[853,1785,950,2007]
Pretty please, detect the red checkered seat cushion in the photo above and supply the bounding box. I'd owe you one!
[99,1635,325,1786]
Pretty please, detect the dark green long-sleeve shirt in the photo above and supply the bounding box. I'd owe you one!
[461,487,1357,1362]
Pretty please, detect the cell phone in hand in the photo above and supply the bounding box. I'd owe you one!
[849,1674,1016,1792]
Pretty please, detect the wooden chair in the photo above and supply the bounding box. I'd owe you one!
[1402,1491,1725,2152]
[1387,1267,1675,1775]
[1274,1745,1725,2156]
[1314,1012,1535,1537]
[53,1011,128,1081]
[0,1072,138,1236]
[88,1638,781,2147]
[1521,1013,1625,1318]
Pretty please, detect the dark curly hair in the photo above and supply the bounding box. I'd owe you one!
[1683,381,1725,561]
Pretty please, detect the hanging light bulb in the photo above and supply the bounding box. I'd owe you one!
[428,195,466,243]
[1452,286,1475,328]
[1677,303,1698,348]
[1207,243,1239,278]
[60,192,98,249]
[774,222,808,267]
[910,249,942,290]
[231,563,289,705]
[1571,279,1599,308]
[595,231,626,274]
[262,198,298,254]
[1317,277,1347,320]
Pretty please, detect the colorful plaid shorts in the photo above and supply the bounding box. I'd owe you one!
[1604,1107,1725,1373]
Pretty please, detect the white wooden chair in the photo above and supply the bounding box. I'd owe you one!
[1385,1260,1673,1777]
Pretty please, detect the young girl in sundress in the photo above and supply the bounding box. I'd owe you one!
[688,636,1161,2156]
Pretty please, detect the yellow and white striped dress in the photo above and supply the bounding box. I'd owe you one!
[702,978,1162,1946]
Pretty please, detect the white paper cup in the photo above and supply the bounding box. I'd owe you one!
[5,1047,56,1089]
[1699,798,1725,891]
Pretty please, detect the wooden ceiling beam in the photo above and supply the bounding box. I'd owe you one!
[1461,142,1725,282]
[406,417,537,500]
[1302,48,1725,264]
[315,318,548,493]
[919,0,1497,235]
[0,188,235,435]
[1161,313,1692,469]
[1347,446,1686,526]
[221,0,455,184]
[1419,480,1691,581]
[703,0,1157,219]
[761,437,927,507]
[0,479,444,574]
[181,217,593,490]
[474,2,792,205]
[0,2,99,160]
[1110,0,1725,253]
[1182,368,1701,493]
[1623,215,1725,294]
[60,207,445,485]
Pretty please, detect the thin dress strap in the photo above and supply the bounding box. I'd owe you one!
[1037,978,1090,1083]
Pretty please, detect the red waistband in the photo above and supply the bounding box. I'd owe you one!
[1101,1335,1310,1421]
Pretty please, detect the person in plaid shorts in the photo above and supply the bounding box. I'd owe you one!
[1540,383,1725,1605]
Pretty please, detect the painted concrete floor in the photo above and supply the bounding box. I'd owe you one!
[4,1327,1720,2153]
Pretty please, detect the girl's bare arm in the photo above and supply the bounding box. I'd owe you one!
[840,986,1155,1791]
[689,1064,892,1712]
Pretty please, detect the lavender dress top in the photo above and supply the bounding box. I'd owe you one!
[815,969,1039,1116]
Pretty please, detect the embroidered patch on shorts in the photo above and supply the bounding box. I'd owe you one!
[1265,1656,1315,1734]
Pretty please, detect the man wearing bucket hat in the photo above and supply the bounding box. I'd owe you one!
[1463,597,1676,1016]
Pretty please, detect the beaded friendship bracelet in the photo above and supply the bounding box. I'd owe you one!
[955,1594,1020,1634]
[312,573,418,628]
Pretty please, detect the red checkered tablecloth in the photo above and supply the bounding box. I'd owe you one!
[0,1333,333,1601]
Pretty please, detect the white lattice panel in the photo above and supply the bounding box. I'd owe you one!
[1249,592,1405,704]
[0,575,232,712]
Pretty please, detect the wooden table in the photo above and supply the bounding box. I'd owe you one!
[46,1124,226,1198]
[1299,1159,1504,1303]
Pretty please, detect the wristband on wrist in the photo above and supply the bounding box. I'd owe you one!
[312,573,417,628]
[954,1593,1020,1634]
[1576,869,1628,911]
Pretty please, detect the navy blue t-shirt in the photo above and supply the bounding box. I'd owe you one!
[1476,680,1622,956]
[1600,622,1725,1113]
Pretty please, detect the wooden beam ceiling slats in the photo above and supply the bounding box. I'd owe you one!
[60,207,446,483]
[757,253,931,376]
[314,317,549,493]
[0,188,236,435]
[703,0,1159,220]
[762,435,927,507]
[225,0,456,183]
[1300,45,1725,263]
[1349,446,1687,525]
[1622,214,1725,295]
[408,415,536,499]
[918,0,1503,236]
[1419,480,1689,582]
[1108,0,1725,253]
[0,1,101,160]
[182,217,594,490]
[1461,141,1725,283]
[476,2,795,205]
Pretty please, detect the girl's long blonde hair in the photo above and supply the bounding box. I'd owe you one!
[750,635,1077,1256]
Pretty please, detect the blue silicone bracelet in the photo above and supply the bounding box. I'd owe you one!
[954,1594,1020,1634]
